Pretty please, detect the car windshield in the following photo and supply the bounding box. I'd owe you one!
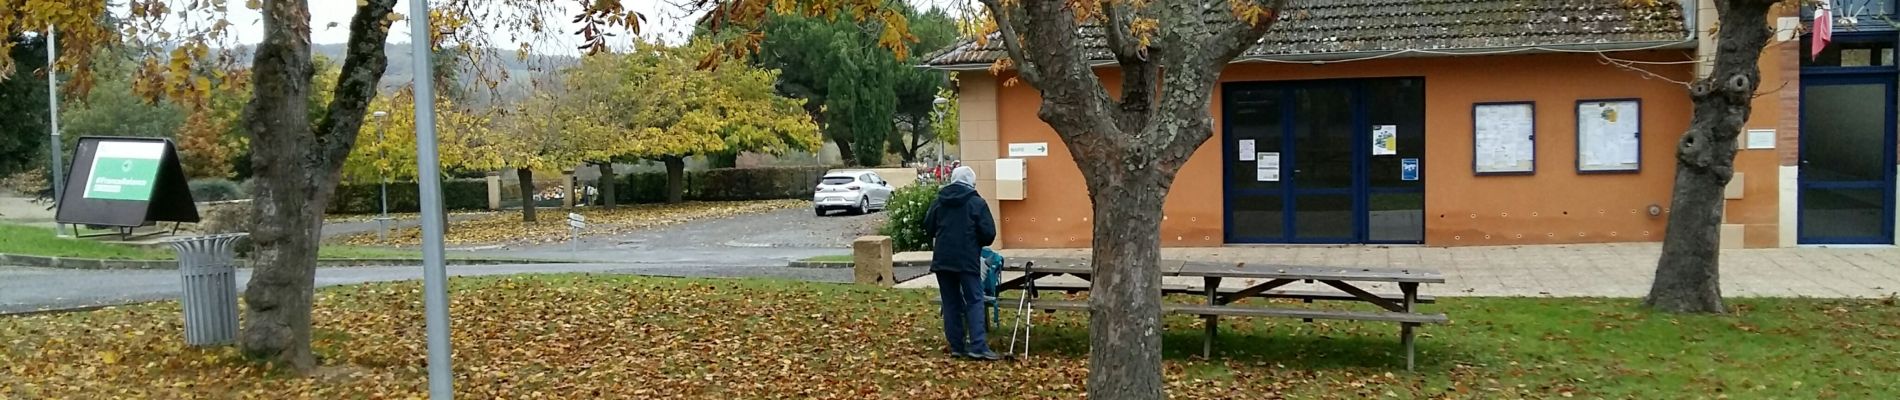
[820,176,856,185]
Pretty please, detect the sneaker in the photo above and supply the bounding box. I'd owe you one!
[949,352,971,359]
[964,350,1002,361]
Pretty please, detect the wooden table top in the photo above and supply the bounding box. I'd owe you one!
[1001,258,1443,284]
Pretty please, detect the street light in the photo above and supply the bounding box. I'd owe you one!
[932,97,949,167]
[372,111,390,242]
[46,26,69,238]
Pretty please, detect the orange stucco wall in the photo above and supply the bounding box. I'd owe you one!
[982,50,1759,248]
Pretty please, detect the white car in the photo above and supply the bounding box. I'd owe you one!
[813,170,894,216]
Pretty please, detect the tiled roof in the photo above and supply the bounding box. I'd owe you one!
[924,0,1688,68]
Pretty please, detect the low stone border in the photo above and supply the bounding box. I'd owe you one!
[786,260,929,269]
[0,253,571,270]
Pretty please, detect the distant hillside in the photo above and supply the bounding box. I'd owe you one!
[310,43,577,105]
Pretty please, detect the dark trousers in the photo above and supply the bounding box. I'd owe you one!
[936,270,992,354]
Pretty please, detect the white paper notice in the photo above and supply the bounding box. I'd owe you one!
[1745,129,1776,149]
[1256,168,1279,182]
[1256,152,1280,182]
[1371,125,1397,156]
[1238,139,1256,161]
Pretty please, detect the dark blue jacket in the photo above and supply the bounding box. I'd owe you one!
[924,183,996,273]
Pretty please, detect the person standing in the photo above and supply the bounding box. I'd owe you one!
[924,166,1000,360]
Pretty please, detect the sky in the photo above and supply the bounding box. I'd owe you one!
[207,0,974,55]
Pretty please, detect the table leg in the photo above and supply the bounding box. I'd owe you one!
[1401,282,1418,372]
[1203,276,1220,359]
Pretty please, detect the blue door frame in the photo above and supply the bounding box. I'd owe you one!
[1797,74,1899,244]
[1220,79,1426,244]
[1798,30,1899,244]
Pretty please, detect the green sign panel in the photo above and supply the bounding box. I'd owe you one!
[82,141,166,201]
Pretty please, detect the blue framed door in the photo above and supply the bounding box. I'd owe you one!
[1222,79,1425,244]
[1798,74,1898,244]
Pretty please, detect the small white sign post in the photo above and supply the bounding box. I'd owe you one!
[566,213,586,254]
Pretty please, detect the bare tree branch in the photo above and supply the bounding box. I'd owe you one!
[317,0,400,173]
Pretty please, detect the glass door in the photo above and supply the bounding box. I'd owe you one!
[1223,87,1287,242]
[1222,79,1426,244]
[1798,76,1898,244]
[1286,84,1359,243]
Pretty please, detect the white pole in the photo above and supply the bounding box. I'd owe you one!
[46,25,69,237]
[406,0,455,397]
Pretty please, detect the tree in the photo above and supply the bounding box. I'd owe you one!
[827,47,895,167]
[1647,0,1787,313]
[959,1,1288,397]
[4,0,639,373]
[0,34,48,177]
[567,41,819,203]
[887,8,959,163]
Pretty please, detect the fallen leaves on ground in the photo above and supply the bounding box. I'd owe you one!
[338,200,807,247]
[3,276,1897,399]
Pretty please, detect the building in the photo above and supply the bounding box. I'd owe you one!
[923,0,1898,249]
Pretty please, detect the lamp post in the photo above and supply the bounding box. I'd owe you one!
[46,26,68,237]
[373,111,390,242]
[932,97,949,167]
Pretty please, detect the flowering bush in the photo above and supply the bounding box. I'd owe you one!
[879,183,942,252]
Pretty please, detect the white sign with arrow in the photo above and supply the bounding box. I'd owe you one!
[1008,142,1049,157]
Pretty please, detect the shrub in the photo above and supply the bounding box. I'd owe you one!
[188,178,245,201]
[880,182,941,252]
[325,178,489,214]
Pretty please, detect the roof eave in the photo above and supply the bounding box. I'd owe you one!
[924,39,1696,72]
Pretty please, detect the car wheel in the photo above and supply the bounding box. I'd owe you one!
[815,208,826,217]
[856,198,870,215]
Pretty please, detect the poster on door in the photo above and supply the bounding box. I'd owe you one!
[1255,152,1279,182]
[1372,125,1398,156]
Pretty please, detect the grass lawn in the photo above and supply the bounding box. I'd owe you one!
[801,254,855,263]
[3,275,1896,398]
[0,223,470,261]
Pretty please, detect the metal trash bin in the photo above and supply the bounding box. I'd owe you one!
[164,233,248,346]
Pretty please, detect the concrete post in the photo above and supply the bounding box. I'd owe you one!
[853,236,895,287]
[485,171,501,210]
[561,170,576,209]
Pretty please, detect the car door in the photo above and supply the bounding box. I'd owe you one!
[864,173,891,206]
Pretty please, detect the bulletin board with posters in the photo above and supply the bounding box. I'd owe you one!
[1472,102,1537,175]
[1576,99,1643,173]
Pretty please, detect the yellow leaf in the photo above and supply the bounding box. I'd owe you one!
[98,351,122,365]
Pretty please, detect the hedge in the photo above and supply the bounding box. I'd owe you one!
[613,166,832,205]
[327,178,488,214]
[324,166,834,214]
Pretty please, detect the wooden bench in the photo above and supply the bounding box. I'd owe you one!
[1026,282,1438,304]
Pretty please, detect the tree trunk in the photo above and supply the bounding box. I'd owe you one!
[663,156,685,204]
[1086,173,1168,399]
[239,0,397,373]
[517,168,537,222]
[833,139,858,167]
[597,162,617,209]
[1647,0,1777,314]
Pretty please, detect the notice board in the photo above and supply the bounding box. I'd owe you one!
[1577,99,1642,172]
[1472,102,1536,174]
[55,137,201,227]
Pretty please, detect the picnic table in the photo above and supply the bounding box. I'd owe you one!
[993,257,1448,371]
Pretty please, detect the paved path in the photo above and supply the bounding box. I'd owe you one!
[893,244,1900,298]
[0,263,929,314]
[3,206,915,314]
[474,207,885,265]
